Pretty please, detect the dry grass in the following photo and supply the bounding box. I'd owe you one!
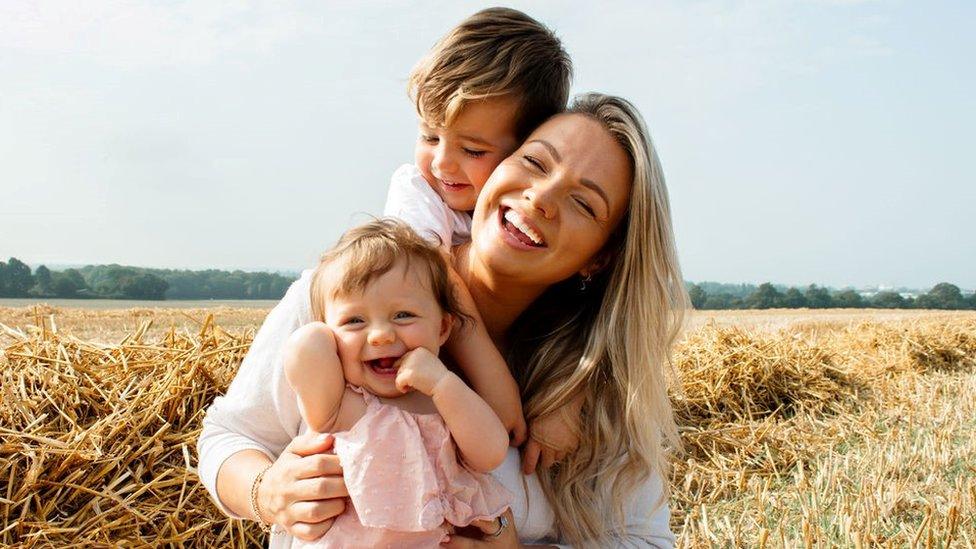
[1,306,974,547]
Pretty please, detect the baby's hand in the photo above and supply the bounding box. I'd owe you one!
[394,348,451,396]
[521,397,583,474]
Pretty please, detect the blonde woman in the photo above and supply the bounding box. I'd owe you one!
[198,93,687,548]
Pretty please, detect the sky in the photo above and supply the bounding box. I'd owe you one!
[2,1,973,289]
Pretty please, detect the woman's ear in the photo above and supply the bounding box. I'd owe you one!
[580,250,613,279]
[438,313,454,346]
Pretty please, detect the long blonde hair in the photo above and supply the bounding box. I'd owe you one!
[506,93,689,546]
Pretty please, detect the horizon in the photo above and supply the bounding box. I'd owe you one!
[3,1,974,289]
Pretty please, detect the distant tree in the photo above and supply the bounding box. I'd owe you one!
[1,257,34,297]
[870,291,906,309]
[31,265,54,296]
[118,273,169,300]
[688,284,707,309]
[968,292,976,310]
[833,289,865,308]
[746,283,783,309]
[51,269,88,298]
[702,293,741,310]
[917,282,965,310]
[804,284,832,309]
[782,287,807,308]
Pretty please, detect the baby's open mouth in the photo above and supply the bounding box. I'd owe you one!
[365,356,400,376]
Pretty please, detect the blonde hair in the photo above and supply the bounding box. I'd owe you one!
[408,7,572,140]
[506,94,689,546]
[309,218,464,325]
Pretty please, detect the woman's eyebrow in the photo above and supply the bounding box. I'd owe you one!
[527,139,561,162]
[581,178,610,211]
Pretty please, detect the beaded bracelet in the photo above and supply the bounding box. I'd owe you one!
[250,465,274,533]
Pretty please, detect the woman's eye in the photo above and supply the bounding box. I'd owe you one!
[523,155,545,172]
[463,148,487,158]
[393,311,416,320]
[575,197,596,217]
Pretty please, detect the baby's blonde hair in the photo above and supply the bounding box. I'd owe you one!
[310,219,464,326]
[408,7,572,140]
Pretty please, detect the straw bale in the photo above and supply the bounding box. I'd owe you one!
[0,316,265,547]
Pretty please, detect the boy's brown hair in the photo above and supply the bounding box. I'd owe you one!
[408,7,572,141]
[310,218,465,326]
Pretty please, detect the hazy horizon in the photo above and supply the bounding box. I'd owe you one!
[3,1,974,289]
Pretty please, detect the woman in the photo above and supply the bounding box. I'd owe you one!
[197,94,688,548]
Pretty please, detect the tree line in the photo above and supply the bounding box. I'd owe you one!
[0,257,296,300]
[687,282,976,310]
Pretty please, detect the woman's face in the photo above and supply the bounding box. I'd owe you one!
[470,113,633,287]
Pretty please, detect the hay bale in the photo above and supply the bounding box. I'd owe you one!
[0,315,264,547]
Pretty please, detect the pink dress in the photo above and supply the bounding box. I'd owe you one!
[293,386,512,549]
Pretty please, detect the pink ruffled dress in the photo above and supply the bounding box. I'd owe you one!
[293,386,512,549]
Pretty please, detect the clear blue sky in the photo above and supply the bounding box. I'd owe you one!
[2,1,973,289]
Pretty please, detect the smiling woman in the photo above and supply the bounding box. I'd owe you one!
[198,92,687,548]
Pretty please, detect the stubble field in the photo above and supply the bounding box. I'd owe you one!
[1,305,974,547]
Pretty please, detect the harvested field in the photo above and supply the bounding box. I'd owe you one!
[1,306,974,547]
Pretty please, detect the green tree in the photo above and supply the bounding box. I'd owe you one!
[918,282,965,310]
[51,269,88,298]
[31,265,54,296]
[804,284,832,308]
[833,289,865,308]
[870,291,906,309]
[746,283,783,309]
[0,257,34,296]
[688,284,707,309]
[782,287,807,308]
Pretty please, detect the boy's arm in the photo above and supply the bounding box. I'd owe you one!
[444,265,527,445]
[395,348,508,473]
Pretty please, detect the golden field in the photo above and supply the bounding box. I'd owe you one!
[1,305,974,547]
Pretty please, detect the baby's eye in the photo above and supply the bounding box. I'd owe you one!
[341,316,364,326]
[421,134,439,144]
[463,148,487,158]
[393,311,416,320]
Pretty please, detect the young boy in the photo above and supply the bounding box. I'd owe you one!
[382,8,577,469]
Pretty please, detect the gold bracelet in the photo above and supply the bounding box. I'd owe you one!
[250,465,274,533]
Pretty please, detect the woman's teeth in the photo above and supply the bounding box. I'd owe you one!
[503,209,545,246]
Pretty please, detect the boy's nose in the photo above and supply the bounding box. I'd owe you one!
[432,145,458,176]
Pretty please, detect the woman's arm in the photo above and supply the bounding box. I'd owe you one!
[196,271,349,540]
[394,347,509,473]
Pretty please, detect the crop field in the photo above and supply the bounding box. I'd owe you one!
[1,305,974,547]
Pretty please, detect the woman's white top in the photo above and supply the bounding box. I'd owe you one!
[197,272,675,548]
[382,164,472,250]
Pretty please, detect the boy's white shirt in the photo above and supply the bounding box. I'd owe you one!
[196,164,676,547]
[383,164,472,250]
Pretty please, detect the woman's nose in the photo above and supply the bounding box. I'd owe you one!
[522,182,556,219]
[367,323,396,346]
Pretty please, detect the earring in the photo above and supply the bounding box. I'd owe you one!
[579,273,593,292]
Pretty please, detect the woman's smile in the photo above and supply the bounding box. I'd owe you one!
[499,206,548,249]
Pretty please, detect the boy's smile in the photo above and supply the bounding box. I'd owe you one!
[415,95,521,212]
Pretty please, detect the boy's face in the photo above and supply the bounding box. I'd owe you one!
[323,260,452,398]
[415,96,520,212]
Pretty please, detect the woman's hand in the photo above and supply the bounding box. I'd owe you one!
[442,509,524,548]
[520,397,583,474]
[257,432,349,541]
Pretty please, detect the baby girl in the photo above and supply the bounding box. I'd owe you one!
[282,218,512,548]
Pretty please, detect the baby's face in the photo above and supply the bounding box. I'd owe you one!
[323,260,451,398]
[415,95,521,212]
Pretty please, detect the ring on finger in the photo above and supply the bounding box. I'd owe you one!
[489,515,509,538]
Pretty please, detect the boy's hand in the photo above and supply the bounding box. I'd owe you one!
[521,398,583,474]
[394,347,451,396]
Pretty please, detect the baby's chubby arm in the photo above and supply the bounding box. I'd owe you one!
[444,266,528,446]
[395,348,508,473]
[282,322,346,434]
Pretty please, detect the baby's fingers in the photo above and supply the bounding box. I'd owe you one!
[510,418,528,447]
[394,368,412,393]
